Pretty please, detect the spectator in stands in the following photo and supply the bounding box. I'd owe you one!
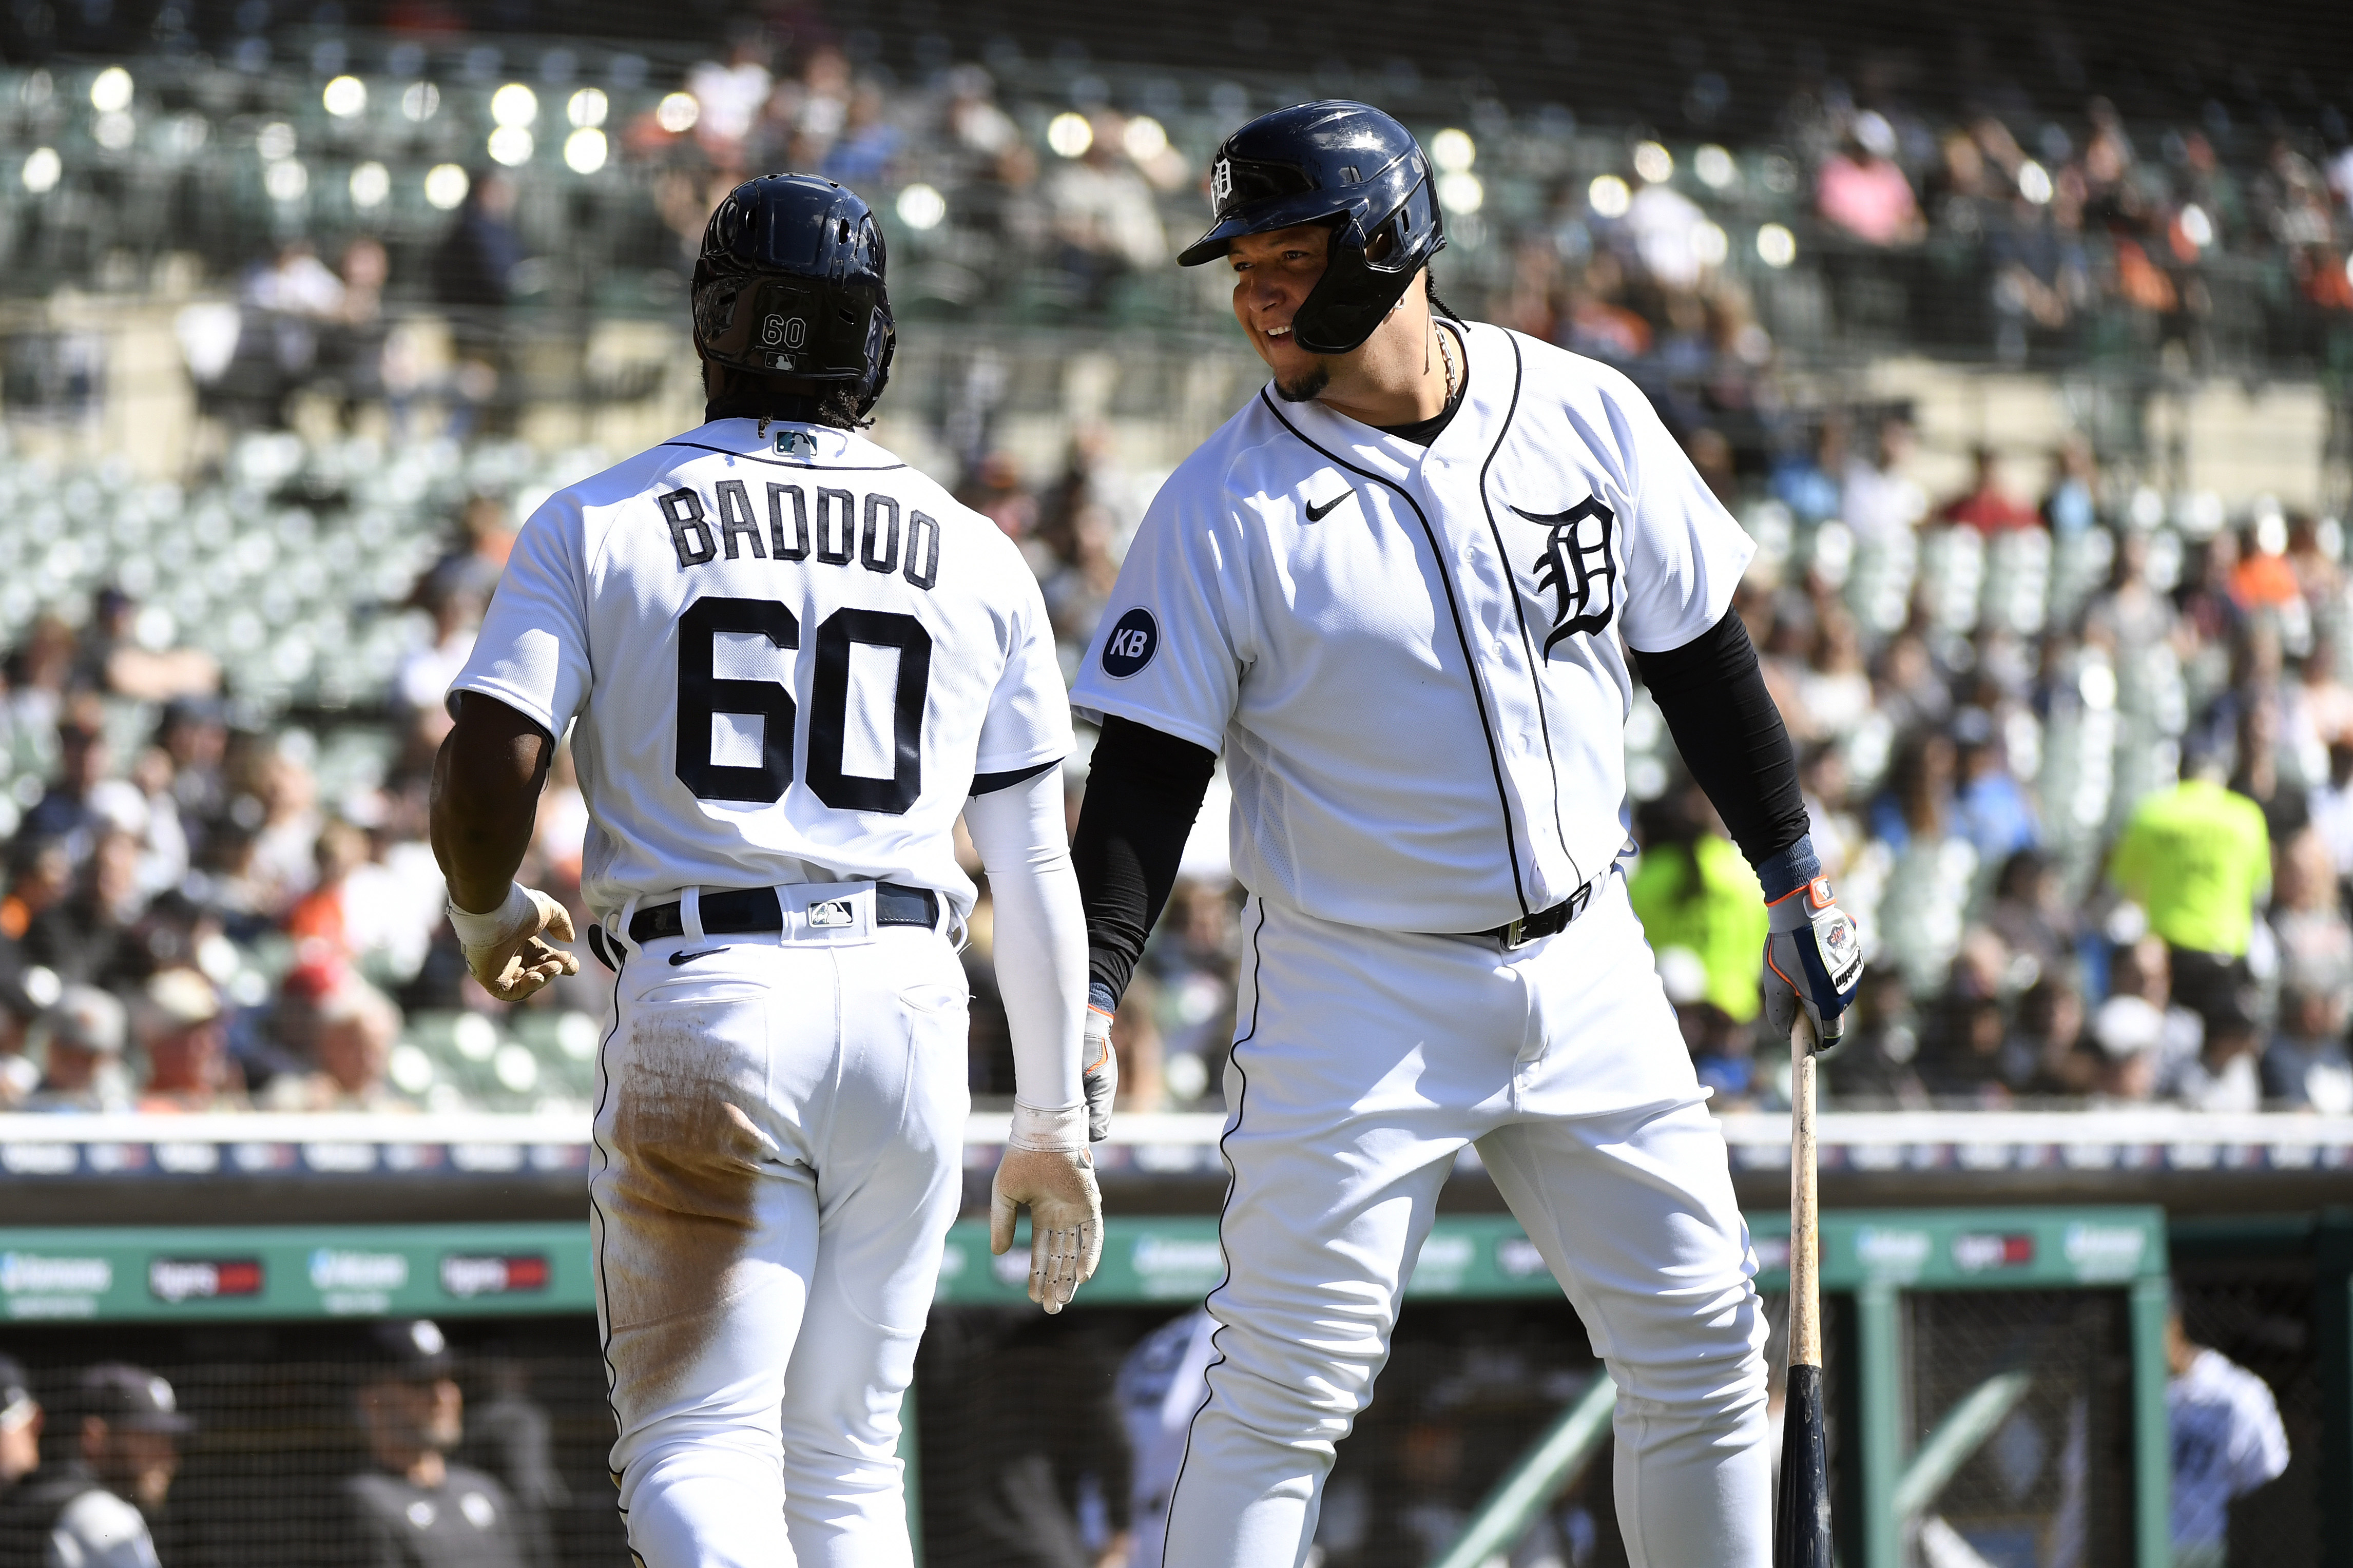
[1984,849,2074,973]
[73,587,219,704]
[0,973,42,1106]
[19,828,142,988]
[24,985,131,1113]
[348,1321,531,1568]
[1660,945,1756,1106]
[431,171,524,435]
[1937,446,2040,532]
[1045,114,1167,310]
[2163,1006,2264,1112]
[824,83,902,187]
[262,964,407,1113]
[1840,414,1926,545]
[2040,435,2100,536]
[2166,1300,2289,1568]
[2261,971,2353,1111]
[1950,708,2038,867]
[242,743,325,917]
[19,718,137,866]
[2009,973,2096,1095]
[1816,111,1925,246]
[2111,751,2271,1041]
[1918,987,2012,1104]
[1628,791,1767,1028]
[133,967,242,1114]
[957,452,1038,543]
[685,29,774,167]
[0,1363,189,1568]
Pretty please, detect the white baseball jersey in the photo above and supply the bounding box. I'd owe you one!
[452,418,1070,923]
[2168,1347,2289,1548]
[1070,320,1754,933]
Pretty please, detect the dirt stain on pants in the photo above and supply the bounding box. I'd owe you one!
[601,1013,775,1409]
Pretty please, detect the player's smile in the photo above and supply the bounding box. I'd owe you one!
[1227,223,1329,378]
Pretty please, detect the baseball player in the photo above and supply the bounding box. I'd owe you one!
[1068,103,1862,1565]
[428,174,1108,1568]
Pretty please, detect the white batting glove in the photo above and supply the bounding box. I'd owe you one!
[1762,876,1863,1052]
[447,882,580,1002]
[1082,1001,1118,1142]
[990,1102,1104,1314]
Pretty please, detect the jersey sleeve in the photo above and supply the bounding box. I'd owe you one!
[1609,376,1760,654]
[1068,480,1247,754]
[448,495,593,736]
[974,560,1075,775]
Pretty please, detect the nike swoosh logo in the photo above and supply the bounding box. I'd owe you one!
[1304,491,1350,522]
[668,947,727,966]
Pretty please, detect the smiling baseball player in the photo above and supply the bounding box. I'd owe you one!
[1068,102,1862,1565]
[429,173,1108,1568]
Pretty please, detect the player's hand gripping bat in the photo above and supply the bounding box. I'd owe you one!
[1762,876,1856,1568]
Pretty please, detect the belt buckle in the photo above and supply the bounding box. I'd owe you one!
[1500,914,1531,951]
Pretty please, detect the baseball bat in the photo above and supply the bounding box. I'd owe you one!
[1774,1021,1834,1568]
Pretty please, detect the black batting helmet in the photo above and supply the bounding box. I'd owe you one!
[691,173,896,418]
[1178,101,1445,356]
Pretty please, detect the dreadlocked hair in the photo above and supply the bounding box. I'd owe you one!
[702,363,874,430]
[1425,265,1464,324]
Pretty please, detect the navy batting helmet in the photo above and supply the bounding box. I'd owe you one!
[691,174,896,418]
[1178,101,1445,356]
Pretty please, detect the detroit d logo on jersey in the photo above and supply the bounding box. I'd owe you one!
[1509,498,1618,658]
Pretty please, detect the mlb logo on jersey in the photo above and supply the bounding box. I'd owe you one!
[809,899,854,927]
[775,427,818,458]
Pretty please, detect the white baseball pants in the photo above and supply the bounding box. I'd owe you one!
[1162,874,1771,1568]
[588,887,971,1568]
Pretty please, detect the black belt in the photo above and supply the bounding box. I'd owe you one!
[1471,879,1596,950]
[625,882,940,945]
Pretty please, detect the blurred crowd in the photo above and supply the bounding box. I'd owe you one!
[0,25,2350,1122]
[7,373,2353,1121]
[5,23,2348,438]
[0,479,608,1117]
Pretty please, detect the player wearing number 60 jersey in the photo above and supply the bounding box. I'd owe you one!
[429,174,1108,1568]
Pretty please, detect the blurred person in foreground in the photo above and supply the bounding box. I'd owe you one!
[0,1362,191,1568]
[2167,1298,2288,1568]
[2111,749,2271,1042]
[345,1321,530,1568]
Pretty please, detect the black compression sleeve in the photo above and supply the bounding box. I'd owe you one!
[1071,715,1218,1003]
[1630,606,1810,870]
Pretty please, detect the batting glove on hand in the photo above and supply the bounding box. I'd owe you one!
[447,883,580,1002]
[1762,876,1864,1053]
[1082,1003,1118,1142]
[990,1102,1104,1314]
